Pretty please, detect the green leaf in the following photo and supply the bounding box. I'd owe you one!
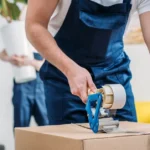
[0,0,22,21]
[14,0,28,3]
[7,1,21,20]
[1,0,9,17]
[0,3,2,12]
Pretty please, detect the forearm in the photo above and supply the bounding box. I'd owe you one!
[0,51,4,59]
[144,35,150,51]
[146,42,150,52]
[140,12,150,52]
[0,50,10,62]
[26,23,77,76]
[30,59,44,71]
[142,27,150,51]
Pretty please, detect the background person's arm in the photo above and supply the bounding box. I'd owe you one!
[140,12,150,51]
[0,50,19,65]
[26,0,96,103]
[29,59,45,71]
[0,50,43,71]
[0,50,10,62]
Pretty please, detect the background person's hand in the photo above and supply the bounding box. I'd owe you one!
[0,51,44,71]
[66,64,97,103]
[10,55,44,71]
[8,55,32,67]
[0,51,32,66]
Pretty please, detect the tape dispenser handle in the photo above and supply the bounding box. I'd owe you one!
[86,89,103,133]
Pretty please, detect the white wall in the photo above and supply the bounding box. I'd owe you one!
[0,60,36,150]
[0,61,14,150]
[125,44,150,101]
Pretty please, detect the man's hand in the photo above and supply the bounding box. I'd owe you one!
[66,64,97,103]
[0,52,32,67]
[8,55,32,67]
[0,50,44,70]
[9,55,44,71]
[0,50,30,66]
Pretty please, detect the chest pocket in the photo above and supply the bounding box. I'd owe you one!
[78,0,131,59]
[79,0,131,30]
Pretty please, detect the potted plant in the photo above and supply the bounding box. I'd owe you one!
[0,0,36,83]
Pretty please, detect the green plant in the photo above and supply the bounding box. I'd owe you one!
[0,0,27,21]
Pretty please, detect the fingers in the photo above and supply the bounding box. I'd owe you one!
[9,55,30,66]
[68,67,96,104]
[79,82,88,104]
[71,76,96,104]
[9,56,19,66]
[87,75,97,93]
[70,80,88,103]
[10,56,24,66]
[71,82,88,103]
[21,55,28,59]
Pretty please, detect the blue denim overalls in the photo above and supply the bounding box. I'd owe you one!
[12,53,49,128]
[40,0,137,125]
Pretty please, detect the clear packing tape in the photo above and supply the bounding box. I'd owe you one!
[89,84,126,110]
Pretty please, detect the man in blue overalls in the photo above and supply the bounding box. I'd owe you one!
[26,0,150,125]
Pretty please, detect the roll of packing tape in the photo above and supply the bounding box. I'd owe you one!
[102,84,126,109]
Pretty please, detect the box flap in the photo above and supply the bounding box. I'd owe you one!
[16,122,150,140]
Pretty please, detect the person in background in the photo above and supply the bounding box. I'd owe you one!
[26,0,150,125]
[0,9,49,128]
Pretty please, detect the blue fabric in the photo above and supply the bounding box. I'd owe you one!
[79,0,131,30]
[40,0,137,125]
[12,53,49,128]
[33,52,43,61]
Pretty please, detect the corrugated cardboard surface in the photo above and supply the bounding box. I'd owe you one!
[15,122,150,150]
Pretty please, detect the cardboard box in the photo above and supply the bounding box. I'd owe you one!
[15,122,150,150]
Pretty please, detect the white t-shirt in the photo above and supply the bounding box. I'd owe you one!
[0,16,7,52]
[48,0,150,37]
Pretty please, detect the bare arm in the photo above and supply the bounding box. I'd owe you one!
[26,0,76,76]
[139,12,150,50]
[0,49,43,71]
[26,0,96,102]
[0,50,11,62]
[30,59,45,71]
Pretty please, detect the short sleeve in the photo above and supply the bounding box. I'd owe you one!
[137,0,150,14]
[19,5,27,21]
